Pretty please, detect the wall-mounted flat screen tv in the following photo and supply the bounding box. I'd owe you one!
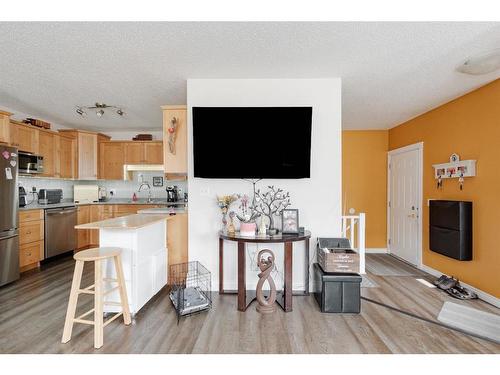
[192,107,312,179]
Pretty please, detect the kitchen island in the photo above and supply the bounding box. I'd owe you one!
[75,214,173,315]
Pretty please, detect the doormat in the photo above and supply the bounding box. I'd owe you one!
[366,254,424,276]
[438,301,500,344]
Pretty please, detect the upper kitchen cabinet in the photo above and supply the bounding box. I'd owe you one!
[58,130,110,179]
[38,130,56,177]
[10,121,39,153]
[99,141,125,180]
[0,110,12,144]
[124,141,163,164]
[162,105,187,175]
[55,135,76,178]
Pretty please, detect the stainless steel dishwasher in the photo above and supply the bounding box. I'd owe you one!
[45,206,77,259]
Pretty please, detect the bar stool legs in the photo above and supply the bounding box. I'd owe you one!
[114,255,131,325]
[61,249,131,349]
[62,260,84,344]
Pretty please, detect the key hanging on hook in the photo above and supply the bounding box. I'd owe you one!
[459,173,464,190]
[437,175,442,189]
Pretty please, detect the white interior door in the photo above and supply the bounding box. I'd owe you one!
[388,144,422,266]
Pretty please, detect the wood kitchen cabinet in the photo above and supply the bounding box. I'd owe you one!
[76,205,90,250]
[11,121,39,153]
[162,105,187,175]
[0,110,12,144]
[55,135,76,178]
[39,131,56,177]
[18,209,44,272]
[167,213,188,268]
[58,130,110,179]
[124,141,163,164]
[99,142,125,180]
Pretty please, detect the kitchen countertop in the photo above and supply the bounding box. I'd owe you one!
[75,213,174,230]
[137,207,187,214]
[19,198,187,211]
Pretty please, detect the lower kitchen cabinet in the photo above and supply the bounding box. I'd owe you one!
[76,205,90,250]
[167,213,188,268]
[18,209,44,272]
[19,241,44,269]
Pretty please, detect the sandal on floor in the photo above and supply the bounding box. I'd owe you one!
[435,275,458,290]
[445,285,478,300]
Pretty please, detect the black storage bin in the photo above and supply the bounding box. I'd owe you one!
[429,200,472,260]
[313,263,361,313]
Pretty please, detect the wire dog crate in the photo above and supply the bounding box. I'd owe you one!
[169,261,212,321]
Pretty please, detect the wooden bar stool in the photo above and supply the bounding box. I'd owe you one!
[61,247,131,349]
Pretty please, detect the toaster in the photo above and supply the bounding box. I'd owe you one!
[38,189,63,204]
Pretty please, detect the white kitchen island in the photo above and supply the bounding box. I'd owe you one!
[75,214,172,315]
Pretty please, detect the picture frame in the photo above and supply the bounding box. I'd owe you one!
[281,208,299,234]
[152,176,163,187]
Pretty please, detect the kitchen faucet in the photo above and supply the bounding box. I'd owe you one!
[138,181,153,203]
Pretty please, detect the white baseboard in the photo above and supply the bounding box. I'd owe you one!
[365,248,388,254]
[420,264,500,309]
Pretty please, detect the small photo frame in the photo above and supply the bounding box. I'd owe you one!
[282,209,299,234]
[436,168,445,177]
[152,176,164,187]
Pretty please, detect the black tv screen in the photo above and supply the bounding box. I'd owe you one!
[192,107,312,179]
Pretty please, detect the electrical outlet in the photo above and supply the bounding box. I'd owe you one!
[200,186,210,196]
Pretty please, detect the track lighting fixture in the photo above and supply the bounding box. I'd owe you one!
[75,103,125,118]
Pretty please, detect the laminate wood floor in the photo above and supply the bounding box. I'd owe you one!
[0,254,498,354]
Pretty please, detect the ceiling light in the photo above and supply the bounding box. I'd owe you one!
[76,107,86,116]
[76,103,125,119]
[457,49,500,75]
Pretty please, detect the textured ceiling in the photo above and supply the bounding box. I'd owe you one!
[0,22,499,131]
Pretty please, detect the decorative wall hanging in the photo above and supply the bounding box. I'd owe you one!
[432,154,476,190]
[167,116,178,154]
[152,176,163,187]
[255,249,277,314]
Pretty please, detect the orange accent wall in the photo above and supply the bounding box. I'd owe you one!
[342,130,388,248]
[389,79,500,297]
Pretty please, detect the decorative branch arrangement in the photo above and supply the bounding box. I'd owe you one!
[236,194,260,223]
[251,186,291,233]
[167,116,178,154]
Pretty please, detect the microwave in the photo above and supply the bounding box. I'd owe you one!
[19,152,44,174]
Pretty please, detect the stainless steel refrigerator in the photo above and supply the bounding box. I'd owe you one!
[0,145,19,286]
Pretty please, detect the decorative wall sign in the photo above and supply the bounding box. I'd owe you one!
[153,176,164,187]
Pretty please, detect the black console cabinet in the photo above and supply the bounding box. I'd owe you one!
[429,200,472,261]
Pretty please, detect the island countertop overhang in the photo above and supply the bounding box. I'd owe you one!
[75,213,174,230]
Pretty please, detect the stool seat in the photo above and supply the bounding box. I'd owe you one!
[74,247,122,261]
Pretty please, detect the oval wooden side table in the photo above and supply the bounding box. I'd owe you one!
[218,230,311,312]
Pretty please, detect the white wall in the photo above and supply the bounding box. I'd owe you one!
[187,79,342,291]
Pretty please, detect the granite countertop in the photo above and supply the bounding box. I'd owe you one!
[19,198,187,211]
[75,214,174,230]
[137,207,188,215]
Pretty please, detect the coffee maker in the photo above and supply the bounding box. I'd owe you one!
[166,185,178,202]
[19,186,27,207]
